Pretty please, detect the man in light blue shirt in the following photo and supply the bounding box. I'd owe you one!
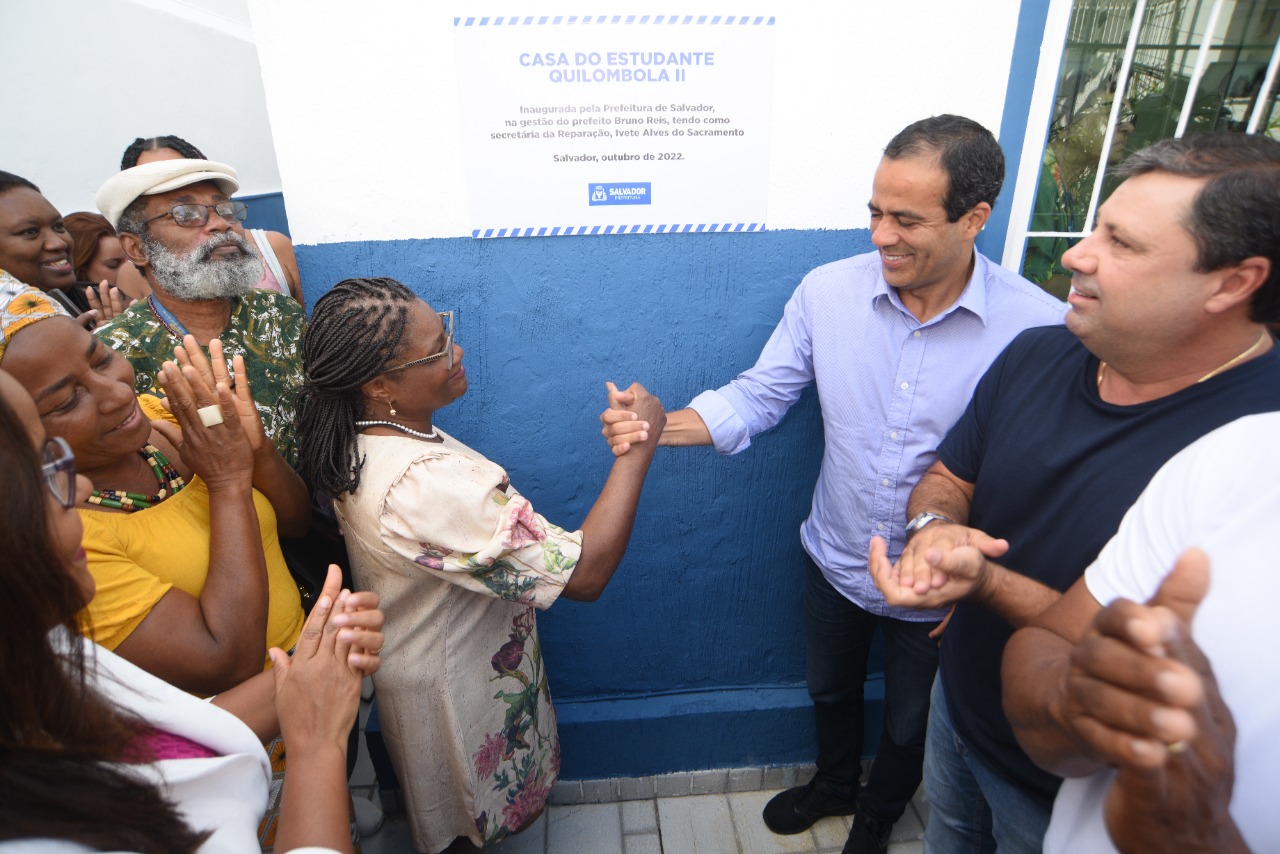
[605,115,1064,854]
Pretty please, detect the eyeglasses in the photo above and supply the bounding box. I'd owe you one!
[382,311,456,374]
[41,436,77,509]
[144,201,249,228]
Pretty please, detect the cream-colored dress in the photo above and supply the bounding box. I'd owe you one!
[336,430,582,853]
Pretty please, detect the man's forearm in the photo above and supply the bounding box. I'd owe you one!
[973,562,1063,629]
[907,467,972,526]
[657,408,713,447]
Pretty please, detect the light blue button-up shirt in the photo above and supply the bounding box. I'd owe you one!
[689,250,1065,619]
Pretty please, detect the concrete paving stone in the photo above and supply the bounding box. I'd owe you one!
[618,775,657,801]
[810,814,852,851]
[356,812,416,854]
[889,804,924,842]
[492,810,548,854]
[624,832,663,854]
[350,738,378,788]
[549,779,583,805]
[580,777,621,804]
[729,789,821,854]
[728,766,764,792]
[657,793,738,854]
[691,768,729,795]
[547,802,624,854]
[655,771,693,798]
[621,799,659,834]
[911,796,930,828]
[887,841,924,854]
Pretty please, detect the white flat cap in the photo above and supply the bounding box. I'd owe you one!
[96,159,240,229]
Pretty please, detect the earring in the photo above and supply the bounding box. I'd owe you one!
[389,403,397,417]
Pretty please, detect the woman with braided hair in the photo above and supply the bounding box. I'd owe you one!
[296,277,665,854]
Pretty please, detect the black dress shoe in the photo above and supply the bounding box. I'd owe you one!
[841,811,893,854]
[762,777,858,835]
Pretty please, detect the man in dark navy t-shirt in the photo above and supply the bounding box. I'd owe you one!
[868,132,1280,854]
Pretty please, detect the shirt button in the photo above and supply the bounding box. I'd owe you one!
[900,381,909,390]
[890,431,899,440]
[881,478,890,487]
[876,522,886,531]
[913,330,922,338]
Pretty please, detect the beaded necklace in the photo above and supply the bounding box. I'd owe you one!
[87,444,187,512]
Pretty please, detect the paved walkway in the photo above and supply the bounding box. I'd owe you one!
[352,691,928,854]
[359,787,928,854]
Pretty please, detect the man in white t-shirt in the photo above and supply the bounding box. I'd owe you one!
[1001,411,1280,853]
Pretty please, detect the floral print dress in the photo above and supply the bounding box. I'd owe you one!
[335,431,581,853]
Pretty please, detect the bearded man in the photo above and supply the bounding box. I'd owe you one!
[95,159,306,464]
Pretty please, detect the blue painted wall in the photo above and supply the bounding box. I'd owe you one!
[240,191,292,238]
[298,229,882,778]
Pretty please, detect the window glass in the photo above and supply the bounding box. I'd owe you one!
[1020,0,1280,287]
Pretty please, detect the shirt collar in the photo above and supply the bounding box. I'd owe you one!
[872,250,991,328]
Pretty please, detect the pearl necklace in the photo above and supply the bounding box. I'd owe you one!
[355,420,439,440]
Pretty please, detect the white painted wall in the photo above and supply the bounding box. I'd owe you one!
[0,0,280,217]
[249,0,1024,245]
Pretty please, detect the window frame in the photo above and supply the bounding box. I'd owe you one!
[1003,0,1280,274]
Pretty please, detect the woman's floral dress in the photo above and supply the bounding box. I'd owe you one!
[335,431,581,853]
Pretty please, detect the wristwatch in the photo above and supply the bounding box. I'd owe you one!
[905,511,954,537]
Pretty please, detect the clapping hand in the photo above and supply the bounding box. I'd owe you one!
[1061,550,1241,853]
[154,355,254,491]
[869,525,1009,610]
[84,281,134,324]
[172,335,270,454]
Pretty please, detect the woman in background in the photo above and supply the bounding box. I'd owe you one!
[64,212,130,290]
[0,171,89,315]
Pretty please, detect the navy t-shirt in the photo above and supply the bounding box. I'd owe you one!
[938,325,1280,803]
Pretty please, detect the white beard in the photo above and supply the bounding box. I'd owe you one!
[143,230,264,300]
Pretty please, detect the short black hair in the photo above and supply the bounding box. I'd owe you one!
[119,136,207,170]
[884,115,1005,222]
[1116,133,1280,323]
[0,171,39,196]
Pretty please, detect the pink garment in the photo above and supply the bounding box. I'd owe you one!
[249,229,288,296]
[126,727,220,762]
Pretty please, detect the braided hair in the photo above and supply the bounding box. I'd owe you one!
[296,277,418,499]
[119,135,207,170]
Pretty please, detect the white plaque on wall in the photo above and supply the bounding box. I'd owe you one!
[453,13,776,237]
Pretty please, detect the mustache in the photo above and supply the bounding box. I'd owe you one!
[196,231,255,262]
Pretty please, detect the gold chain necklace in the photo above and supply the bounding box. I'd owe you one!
[1097,330,1270,388]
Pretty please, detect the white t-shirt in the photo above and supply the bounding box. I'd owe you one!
[1044,412,1280,854]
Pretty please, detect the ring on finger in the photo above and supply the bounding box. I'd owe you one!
[1167,740,1187,754]
[373,644,385,655]
[197,404,225,427]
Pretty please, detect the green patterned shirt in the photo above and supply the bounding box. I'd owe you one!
[95,290,306,466]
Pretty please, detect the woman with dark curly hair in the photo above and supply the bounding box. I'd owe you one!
[295,277,664,853]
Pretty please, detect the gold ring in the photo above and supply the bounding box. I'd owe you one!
[373,644,385,655]
[1167,740,1187,754]
[197,404,224,427]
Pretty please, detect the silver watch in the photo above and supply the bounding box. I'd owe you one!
[905,511,954,536]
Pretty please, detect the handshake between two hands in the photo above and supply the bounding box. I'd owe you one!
[600,381,665,457]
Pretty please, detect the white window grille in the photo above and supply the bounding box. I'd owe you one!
[1004,0,1280,297]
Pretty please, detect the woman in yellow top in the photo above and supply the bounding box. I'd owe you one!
[0,280,309,695]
